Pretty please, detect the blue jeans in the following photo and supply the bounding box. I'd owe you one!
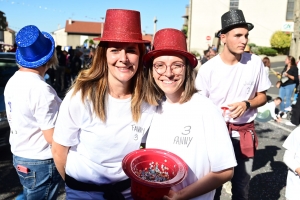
[230,137,253,200]
[279,84,296,112]
[13,155,62,200]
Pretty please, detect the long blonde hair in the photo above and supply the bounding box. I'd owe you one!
[71,42,146,122]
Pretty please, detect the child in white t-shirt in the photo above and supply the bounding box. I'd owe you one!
[283,127,300,200]
[4,25,62,200]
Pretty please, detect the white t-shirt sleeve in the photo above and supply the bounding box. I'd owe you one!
[203,100,237,172]
[53,91,84,146]
[257,60,271,92]
[30,85,61,130]
[195,64,210,97]
[283,127,300,172]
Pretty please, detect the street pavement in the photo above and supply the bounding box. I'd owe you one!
[0,56,296,200]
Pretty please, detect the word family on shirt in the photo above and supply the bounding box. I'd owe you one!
[173,126,193,147]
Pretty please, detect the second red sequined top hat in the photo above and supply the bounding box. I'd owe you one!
[143,28,198,68]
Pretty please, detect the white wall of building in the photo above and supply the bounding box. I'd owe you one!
[189,0,289,56]
[4,30,15,45]
[51,28,67,48]
[239,0,287,46]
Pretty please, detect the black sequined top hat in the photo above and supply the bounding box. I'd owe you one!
[217,9,254,38]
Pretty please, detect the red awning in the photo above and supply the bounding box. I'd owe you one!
[93,37,101,41]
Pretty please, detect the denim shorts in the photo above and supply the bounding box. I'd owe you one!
[13,155,62,200]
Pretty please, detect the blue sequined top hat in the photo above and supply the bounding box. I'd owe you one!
[217,9,254,38]
[16,25,55,68]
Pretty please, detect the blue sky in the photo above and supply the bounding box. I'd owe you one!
[0,0,189,34]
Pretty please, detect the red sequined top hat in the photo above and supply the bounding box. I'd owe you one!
[100,9,149,43]
[143,28,198,68]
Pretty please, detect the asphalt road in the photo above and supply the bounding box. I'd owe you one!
[0,60,296,200]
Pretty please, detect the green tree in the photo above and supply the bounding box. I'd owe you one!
[83,39,95,47]
[270,31,291,54]
[181,25,188,37]
[89,39,95,45]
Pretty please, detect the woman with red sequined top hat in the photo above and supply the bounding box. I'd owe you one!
[51,9,155,200]
[143,28,237,200]
[4,25,62,200]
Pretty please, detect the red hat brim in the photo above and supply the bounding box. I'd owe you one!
[99,38,151,44]
[143,49,198,68]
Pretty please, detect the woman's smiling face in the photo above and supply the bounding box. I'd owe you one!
[106,42,140,84]
[152,54,186,103]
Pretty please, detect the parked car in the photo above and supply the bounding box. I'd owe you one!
[0,52,18,148]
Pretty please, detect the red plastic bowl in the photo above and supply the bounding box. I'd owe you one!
[122,148,188,200]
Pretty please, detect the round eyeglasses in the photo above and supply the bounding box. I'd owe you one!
[153,62,185,75]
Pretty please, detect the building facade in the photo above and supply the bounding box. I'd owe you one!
[188,0,294,56]
[51,20,103,50]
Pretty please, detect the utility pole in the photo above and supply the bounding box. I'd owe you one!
[290,0,300,58]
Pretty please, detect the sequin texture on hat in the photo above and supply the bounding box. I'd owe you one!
[15,25,55,68]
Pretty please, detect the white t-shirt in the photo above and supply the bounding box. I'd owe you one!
[146,93,237,200]
[196,53,271,124]
[282,127,300,200]
[4,71,61,159]
[53,90,155,185]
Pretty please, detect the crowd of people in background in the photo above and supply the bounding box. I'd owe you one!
[200,45,218,65]
[44,45,95,94]
[0,43,17,52]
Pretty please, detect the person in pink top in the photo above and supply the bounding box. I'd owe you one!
[196,9,271,200]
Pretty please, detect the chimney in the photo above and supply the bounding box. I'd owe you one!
[68,19,72,25]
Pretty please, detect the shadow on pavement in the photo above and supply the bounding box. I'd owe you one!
[249,145,287,200]
[0,146,22,200]
[279,135,288,142]
[0,146,66,200]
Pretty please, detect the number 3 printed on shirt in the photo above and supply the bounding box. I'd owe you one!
[182,126,191,135]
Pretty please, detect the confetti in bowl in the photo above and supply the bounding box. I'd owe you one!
[122,148,188,200]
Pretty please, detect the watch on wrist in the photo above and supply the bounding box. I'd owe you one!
[243,101,251,110]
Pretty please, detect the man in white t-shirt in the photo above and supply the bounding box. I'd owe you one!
[196,10,271,200]
[4,25,62,199]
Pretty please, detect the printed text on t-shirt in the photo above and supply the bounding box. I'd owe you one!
[173,126,193,147]
[132,124,145,141]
